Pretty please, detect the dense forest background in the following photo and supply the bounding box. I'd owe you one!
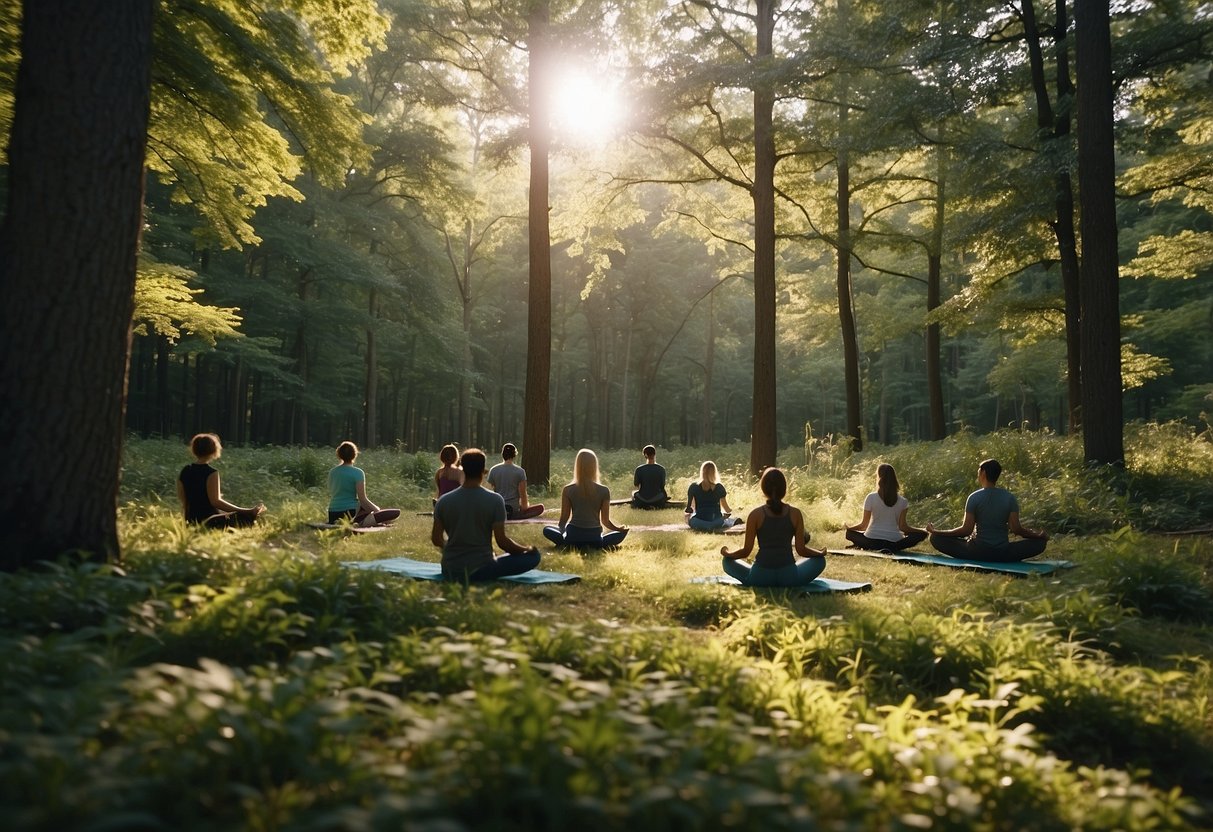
[3,0,1211,456]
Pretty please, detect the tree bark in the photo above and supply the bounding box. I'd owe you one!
[926,148,946,440]
[750,0,779,474]
[836,111,864,451]
[1075,0,1124,465]
[0,0,154,569]
[364,288,379,447]
[522,1,552,486]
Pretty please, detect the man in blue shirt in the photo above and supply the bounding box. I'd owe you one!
[927,458,1049,562]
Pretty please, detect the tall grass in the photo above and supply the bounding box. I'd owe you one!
[0,430,1208,829]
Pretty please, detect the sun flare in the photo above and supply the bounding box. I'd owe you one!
[550,70,625,143]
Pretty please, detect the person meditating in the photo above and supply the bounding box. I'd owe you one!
[543,448,629,548]
[177,432,265,528]
[487,442,545,520]
[685,460,739,530]
[327,441,401,526]
[927,458,1049,562]
[720,467,827,586]
[631,444,670,508]
[432,448,541,582]
[844,463,928,552]
[433,443,464,503]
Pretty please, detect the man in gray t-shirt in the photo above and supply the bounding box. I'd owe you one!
[927,458,1049,562]
[486,442,545,519]
[433,448,540,581]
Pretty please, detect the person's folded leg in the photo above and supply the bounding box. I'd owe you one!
[930,533,974,558]
[722,557,752,583]
[688,515,727,531]
[470,548,541,581]
[887,529,928,551]
[600,528,628,547]
[542,526,565,546]
[516,504,544,519]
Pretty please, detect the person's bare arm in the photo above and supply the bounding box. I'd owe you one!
[493,522,535,555]
[206,472,256,513]
[792,508,826,558]
[431,515,447,552]
[721,508,761,559]
[847,509,872,533]
[600,496,626,533]
[1008,512,1048,540]
[927,511,974,537]
[516,478,531,510]
[356,479,380,514]
[898,507,926,534]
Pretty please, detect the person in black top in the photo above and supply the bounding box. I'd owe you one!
[176,433,265,528]
[631,444,670,508]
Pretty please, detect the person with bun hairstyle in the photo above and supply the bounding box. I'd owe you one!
[327,440,401,526]
[844,463,928,552]
[544,448,629,548]
[176,433,265,528]
[487,442,545,520]
[720,467,827,586]
[434,443,464,502]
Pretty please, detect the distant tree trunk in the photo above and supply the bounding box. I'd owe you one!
[364,288,379,447]
[1075,0,1124,465]
[750,0,778,474]
[926,149,947,440]
[155,335,170,436]
[702,292,716,444]
[836,112,863,450]
[522,1,552,486]
[0,0,153,569]
[620,325,632,449]
[1023,0,1083,432]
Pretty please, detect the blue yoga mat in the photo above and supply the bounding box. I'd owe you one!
[690,575,871,594]
[343,556,581,584]
[826,548,1075,576]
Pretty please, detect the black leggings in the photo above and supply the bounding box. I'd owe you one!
[845,528,927,552]
[929,533,1047,563]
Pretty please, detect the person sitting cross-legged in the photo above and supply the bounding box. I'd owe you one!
[720,467,827,587]
[685,460,739,530]
[487,442,545,520]
[844,463,928,552]
[433,448,541,582]
[631,444,669,509]
[543,448,629,549]
[926,458,1049,563]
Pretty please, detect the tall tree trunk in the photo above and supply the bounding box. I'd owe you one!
[364,288,379,447]
[702,292,716,444]
[1075,0,1124,465]
[620,324,632,449]
[750,0,778,474]
[0,0,153,569]
[837,109,863,450]
[522,1,552,486]
[155,335,170,437]
[1023,0,1083,432]
[926,148,947,440]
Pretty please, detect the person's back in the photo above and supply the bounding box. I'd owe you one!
[634,462,666,500]
[487,461,525,511]
[567,482,610,528]
[688,481,725,520]
[967,487,1017,547]
[179,462,216,523]
[328,464,364,514]
[754,506,795,569]
[435,484,505,575]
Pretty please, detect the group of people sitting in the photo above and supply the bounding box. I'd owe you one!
[177,434,1050,586]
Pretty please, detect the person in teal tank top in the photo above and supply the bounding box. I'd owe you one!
[327,441,401,526]
[926,458,1049,562]
[720,468,827,586]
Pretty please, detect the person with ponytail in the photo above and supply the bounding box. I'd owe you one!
[720,467,827,587]
[543,448,629,548]
[844,463,928,552]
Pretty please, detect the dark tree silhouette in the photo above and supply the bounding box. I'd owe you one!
[0,1,154,569]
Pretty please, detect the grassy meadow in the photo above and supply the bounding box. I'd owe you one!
[3,425,1213,830]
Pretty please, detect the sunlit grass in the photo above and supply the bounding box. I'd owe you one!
[2,429,1211,828]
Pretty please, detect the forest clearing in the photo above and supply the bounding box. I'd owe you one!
[2,430,1212,829]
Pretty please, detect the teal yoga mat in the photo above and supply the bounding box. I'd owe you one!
[691,575,871,594]
[827,548,1075,576]
[344,556,581,584]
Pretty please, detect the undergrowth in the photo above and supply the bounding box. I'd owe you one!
[0,431,1210,829]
